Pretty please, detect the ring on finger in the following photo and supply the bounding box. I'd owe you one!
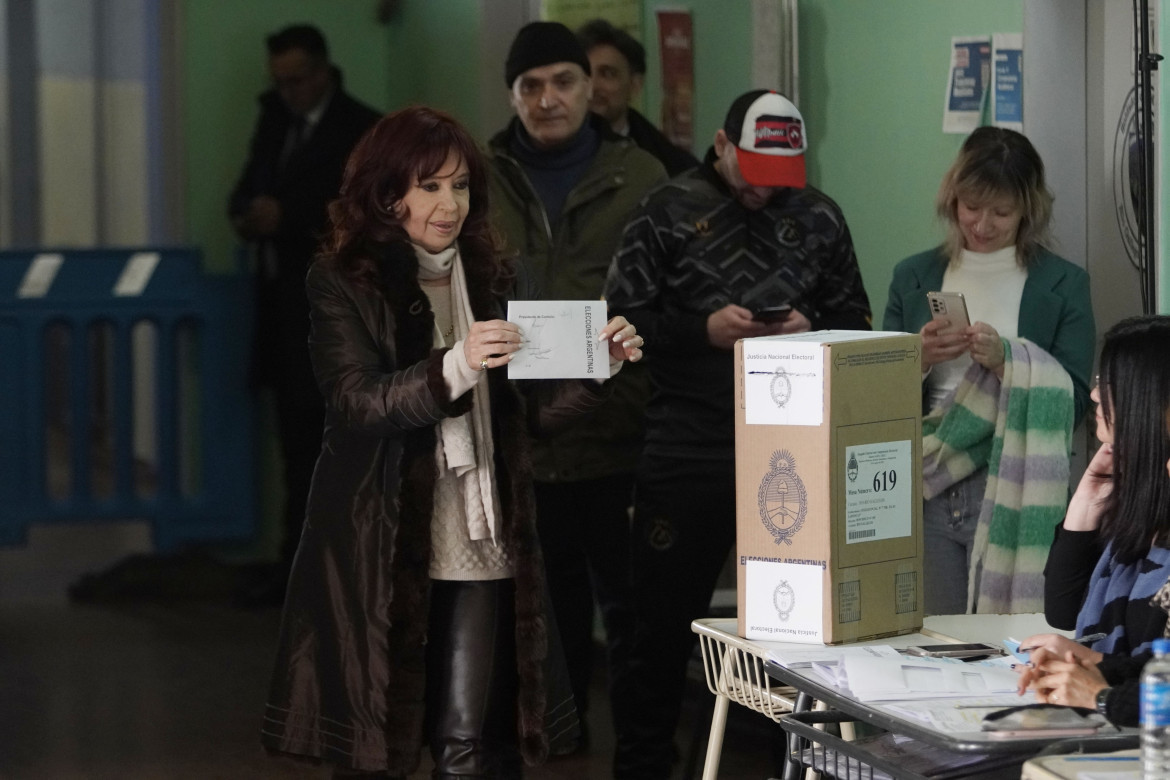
[479,357,489,372]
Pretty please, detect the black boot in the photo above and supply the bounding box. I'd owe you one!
[426,579,522,779]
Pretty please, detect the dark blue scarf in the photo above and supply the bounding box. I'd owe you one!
[1076,541,1170,656]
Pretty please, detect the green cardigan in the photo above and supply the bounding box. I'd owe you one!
[882,246,1096,422]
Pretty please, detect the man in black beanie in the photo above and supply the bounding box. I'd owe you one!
[487,20,666,755]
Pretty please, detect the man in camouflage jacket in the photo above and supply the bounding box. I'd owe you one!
[605,90,871,779]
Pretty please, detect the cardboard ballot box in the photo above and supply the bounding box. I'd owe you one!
[734,331,923,644]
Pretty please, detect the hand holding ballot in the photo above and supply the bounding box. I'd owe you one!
[600,315,644,364]
[506,301,643,379]
[463,319,524,372]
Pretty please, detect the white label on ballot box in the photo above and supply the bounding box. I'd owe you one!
[744,560,824,643]
[843,440,913,544]
[742,340,824,426]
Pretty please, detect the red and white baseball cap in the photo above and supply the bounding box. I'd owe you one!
[723,90,806,188]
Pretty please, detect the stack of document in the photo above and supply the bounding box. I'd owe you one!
[843,654,1020,702]
[770,645,1022,702]
[769,644,903,670]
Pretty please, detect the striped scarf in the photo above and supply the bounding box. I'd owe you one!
[1076,542,1170,655]
[922,338,1074,613]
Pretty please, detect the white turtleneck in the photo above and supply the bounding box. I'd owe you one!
[413,244,484,398]
[925,246,1026,411]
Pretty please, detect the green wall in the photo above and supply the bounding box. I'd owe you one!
[640,1,755,159]
[799,1,1023,322]
[181,1,392,275]
[184,0,1169,315]
[383,0,482,128]
[634,1,1024,321]
[181,1,395,557]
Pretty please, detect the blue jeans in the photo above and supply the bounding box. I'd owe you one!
[922,468,988,615]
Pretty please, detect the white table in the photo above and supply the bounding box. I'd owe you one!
[691,614,1077,780]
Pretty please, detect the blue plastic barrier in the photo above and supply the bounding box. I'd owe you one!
[0,249,256,550]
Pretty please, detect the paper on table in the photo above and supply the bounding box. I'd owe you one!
[507,300,608,379]
[767,644,902,669]
[843,655,1021,701]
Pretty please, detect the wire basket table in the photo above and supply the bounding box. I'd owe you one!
[781,709,1034,780]
[692,618,801,780]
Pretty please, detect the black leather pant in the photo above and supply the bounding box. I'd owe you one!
[426,579,522,779]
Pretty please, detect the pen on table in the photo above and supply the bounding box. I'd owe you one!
[1060,756,1139,762]
[1016,632,1106,653]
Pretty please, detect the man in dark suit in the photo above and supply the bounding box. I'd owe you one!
[229,24,380,605]
[576,18,698,177]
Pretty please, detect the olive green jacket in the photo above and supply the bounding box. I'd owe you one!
[487,115,667,481]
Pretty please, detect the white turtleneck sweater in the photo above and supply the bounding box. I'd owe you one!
[925,246,1026,412]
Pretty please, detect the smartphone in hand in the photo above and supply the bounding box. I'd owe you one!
[752,303,793,323]
[926,291,971,335]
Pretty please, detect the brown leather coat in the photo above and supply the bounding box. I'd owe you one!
[260,240,605,773]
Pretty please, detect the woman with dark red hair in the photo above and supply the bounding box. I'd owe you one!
[259,106,643,779]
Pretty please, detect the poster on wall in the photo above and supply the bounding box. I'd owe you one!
[657,9,694,150]
[942,36,991,134]
[992,33,1024,131]
[541,0,640,36]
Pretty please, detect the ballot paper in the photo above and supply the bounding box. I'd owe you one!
[772,646,1021,702]
[506,300,608,379]
[768,644,903,670]
[843,654,1021,702]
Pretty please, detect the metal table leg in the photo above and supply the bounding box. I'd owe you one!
[782,692,816,780]
[700,691,731,780]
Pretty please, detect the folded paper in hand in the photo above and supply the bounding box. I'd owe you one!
[507,300,609,380]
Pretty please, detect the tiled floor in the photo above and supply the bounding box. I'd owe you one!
[0,588,784,779]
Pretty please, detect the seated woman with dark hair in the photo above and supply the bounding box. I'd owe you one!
[1017,315,1170,726]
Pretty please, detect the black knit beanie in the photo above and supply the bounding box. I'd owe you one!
[504,21,592,87]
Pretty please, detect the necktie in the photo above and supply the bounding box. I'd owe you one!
[279,117,307,170]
